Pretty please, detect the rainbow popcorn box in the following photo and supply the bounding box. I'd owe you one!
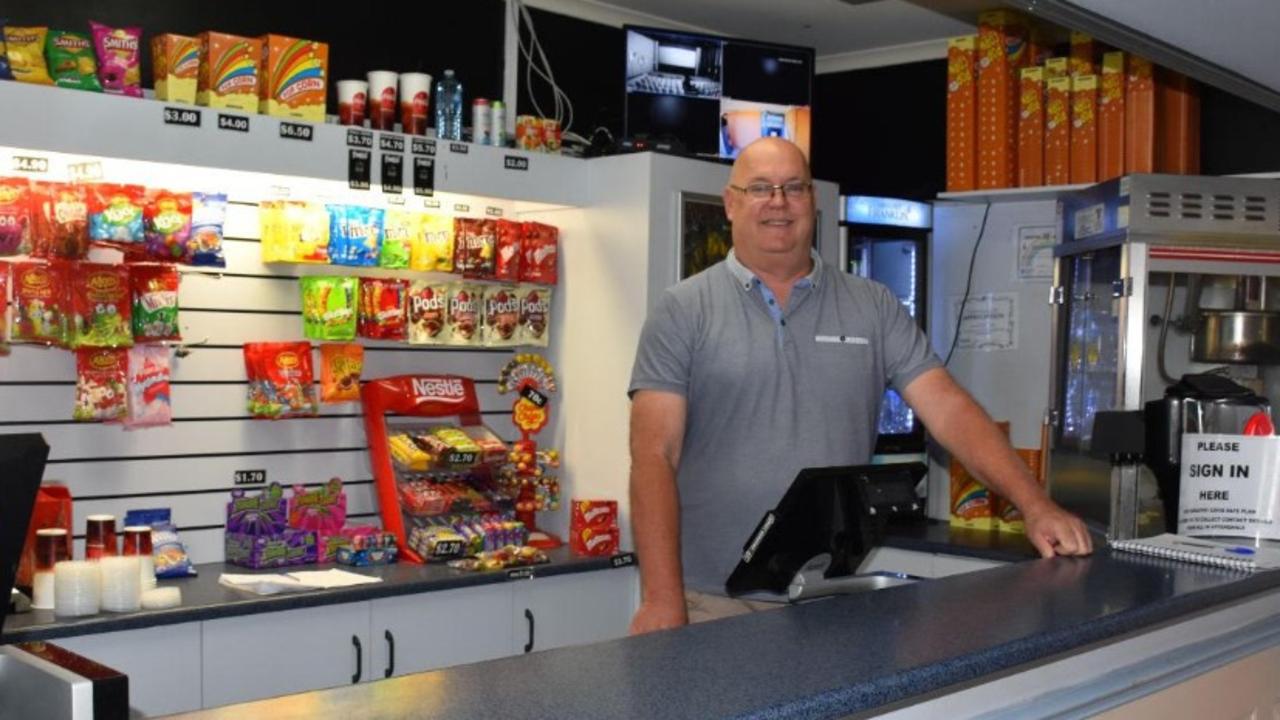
[152,34,198,103]
[259,34,328,122]
[197,32,261,112]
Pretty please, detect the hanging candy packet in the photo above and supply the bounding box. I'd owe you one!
[0,21,12,80]
[10,260,69,345]
[327,204,383,266]
[358,277,408,340]
[300,275,357,341]
[520,222,559,285]
[130,264,181,342]
[261,200,329,263]
[32,182,89,259]
[74,347,128,422]
[46,30,102,91]
[453,218,496,277]
[70,262,132,348]
[126,345,172,428]
[519,285,552,347]
[0,177,32,256]
[88,21,142,97]
[144,190,193,262]
[379,208,416,269]
[411,214,454,272]
[187,192,227,267]
[244,341,319,419]
[87,183,145,248]
[0,263,9,354]
[319,343,364,404]
[494,219,522,281]
[408,280,449,345]
[4,26,53,85]
[483,285,521,347]
[446,282,484,347]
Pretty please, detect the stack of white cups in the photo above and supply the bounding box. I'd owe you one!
[53,561,100,617]
[98,556,142,613]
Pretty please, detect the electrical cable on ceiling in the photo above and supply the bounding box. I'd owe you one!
[943,202,992,367]
[511,0,575,136]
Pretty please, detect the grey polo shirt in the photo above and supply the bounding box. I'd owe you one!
[628,250,941,593]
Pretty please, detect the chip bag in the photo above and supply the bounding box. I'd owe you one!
[70,262,132,348]
[87,183,145,248]
[0,177,32,256]
[0,21,12,80]
[10,260,69,345]
[88,21,142,97]
[494,219,522,282]
[411,214,454,272]
[379,208,416,269]
[301,275,357,341]
[4,26,53,85]
[32,182,89,259]
[188,192,227,267]
[74,347,128,422]
[144,190,193,262]
[407,280,449,345]
[358,277,408,340]
[453,218,496,277]
[520,221,559,285]
[130,264,180,342]
[244,341,318,419]
[46,30,101,91]
[319,343,363,404]
[328,204,383,266]
[125,345,172,428]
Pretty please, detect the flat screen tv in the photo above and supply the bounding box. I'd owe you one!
[623,26,813,159]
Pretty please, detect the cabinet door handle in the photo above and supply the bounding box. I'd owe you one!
[352,635,363,684]
[384,629,395,678]
[523,608,535,653]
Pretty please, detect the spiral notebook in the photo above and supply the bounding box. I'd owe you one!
[1110,534,1280,572]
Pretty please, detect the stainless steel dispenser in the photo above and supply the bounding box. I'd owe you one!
[1047,174,1280,538]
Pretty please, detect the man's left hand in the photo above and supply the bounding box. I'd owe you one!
[1023,501,1094,558]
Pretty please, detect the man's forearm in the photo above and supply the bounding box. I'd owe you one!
[629,456,685,604]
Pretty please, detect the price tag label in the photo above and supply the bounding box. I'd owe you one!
[485,207,503,218]
[387,195,406,206]
[504,155,529,171]
[411,138,436,156]
[347,128,373,148]
[413,156,435,197]
[163,106,202,127]
[449,142,469,155]
[67,161,103,183]
[431,540,464,558]
[12,156,49,173]
[445,450,478,467]
[520,386,548,408]
[507,567,535,581]
[218,114,250,133]
[379,135,405,153]
[381,153,404,194]
[234,469,267,486]
[348,149,371,190]
[453,203,470,213]
[279,121,313,141]
[424,198,442,209]
[610,553,636,569]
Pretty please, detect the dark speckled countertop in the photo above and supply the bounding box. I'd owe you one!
[162,524,1280,720]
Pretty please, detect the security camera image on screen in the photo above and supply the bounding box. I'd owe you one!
[626,92,721,155]
[625,29,722,98]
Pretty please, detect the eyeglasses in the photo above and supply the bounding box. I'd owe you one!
[728,181,813,202]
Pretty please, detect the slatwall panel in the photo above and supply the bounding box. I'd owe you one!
[3,197,543,563]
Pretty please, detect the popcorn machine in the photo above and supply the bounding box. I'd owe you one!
[1047,174,1280,539]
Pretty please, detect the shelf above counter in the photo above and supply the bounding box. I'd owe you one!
[938,182,1093,204]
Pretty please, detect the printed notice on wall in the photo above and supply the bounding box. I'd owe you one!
[1016,226,1056,282]
[1178,434,1280,540]
[951,292,1017,352]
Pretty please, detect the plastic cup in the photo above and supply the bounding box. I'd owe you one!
[85,514,117,560]
[35,528,69,572]
[367,71,398,131]
[336,80,368,127]
[399,72,432,136]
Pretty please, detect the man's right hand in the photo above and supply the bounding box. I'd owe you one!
[629,597,688,635]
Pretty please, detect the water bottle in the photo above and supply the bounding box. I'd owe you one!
[434,69,463,141]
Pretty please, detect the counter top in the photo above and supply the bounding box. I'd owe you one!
[2,548,633,644]
[165,546,1280,720]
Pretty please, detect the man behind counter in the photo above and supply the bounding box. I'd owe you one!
[627,137,1092,634]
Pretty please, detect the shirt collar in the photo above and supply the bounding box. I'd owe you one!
[725,249,824,291]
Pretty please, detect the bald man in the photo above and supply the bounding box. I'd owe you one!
[626,138,1091,633]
